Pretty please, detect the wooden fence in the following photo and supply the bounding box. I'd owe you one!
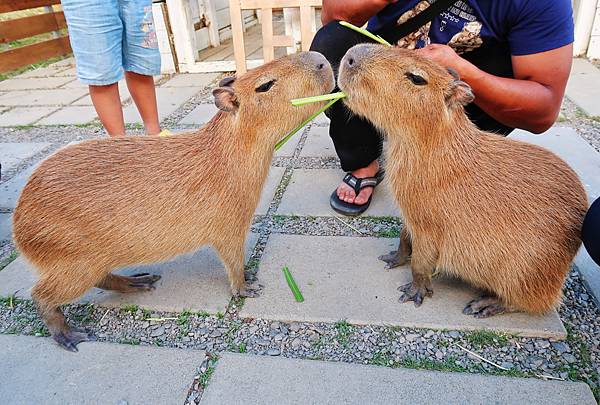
[0,0,71,73]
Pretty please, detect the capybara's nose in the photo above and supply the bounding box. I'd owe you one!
[300,51,329,71]
[342,44,373,70]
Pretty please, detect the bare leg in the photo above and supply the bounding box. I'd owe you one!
[215,240,262,298]
[89,83,126,137]
[463,295,507,318]
[398,239,436,307]
[379,227,412,269]
[125,71,160,135]
[96,273,161,293]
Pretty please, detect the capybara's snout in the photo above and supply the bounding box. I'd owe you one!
[298,51,335,93]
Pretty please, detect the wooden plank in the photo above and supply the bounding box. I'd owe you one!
[239,0,321,9]
[0,11,66,43]
[272,34,294,47]
[261,7,274,62]
[0,0,61,13]
[186,58,264,73]
[229,0,247,73]
[299,4,313,51]
[0,35,71,73]
[204,0,221,47]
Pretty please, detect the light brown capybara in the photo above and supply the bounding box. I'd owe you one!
[13,51,334,351]
[337,44,588,317]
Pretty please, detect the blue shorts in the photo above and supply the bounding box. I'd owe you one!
[61,0,161,85]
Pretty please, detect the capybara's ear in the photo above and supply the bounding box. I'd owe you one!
[212,87,239,112]
[219,76,236,87]
[445,80,474,108]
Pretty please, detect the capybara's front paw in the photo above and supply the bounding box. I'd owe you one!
[463,296,506,318]
[378,250,410,269]
[52,327,96,352]
[235,282,264,298]
[398,282,433,307]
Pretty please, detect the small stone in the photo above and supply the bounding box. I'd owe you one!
[274,333,285,341]
[563,354,577,364]
[435,350,444,360]
[289,323,301,332]
[551,342,569,353]
[270,322,281,330]
[448,331,460,338]
[150,326,165,337]
[209,330,222,338]
[580,293,589,301]
[266,348,281,356]
[500,362,514,370]
[248,326,259,335]
[528,356,544,367]
[536,340,550,349]
[406,334,419,342]
[256,338,270,346]
[424,331,435,339]
[139,321,149,329]
[291,338,302,349]
[197,328,209,335]
[308,333,320,343]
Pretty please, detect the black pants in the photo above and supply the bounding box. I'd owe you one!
[310,21,512,171]
[583,197,600,267]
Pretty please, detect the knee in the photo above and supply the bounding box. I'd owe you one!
[310,20,359,61]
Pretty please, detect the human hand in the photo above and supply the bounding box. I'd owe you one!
[415,44,466,76]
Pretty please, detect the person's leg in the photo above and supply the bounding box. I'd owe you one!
[124,71,160,135]
[61,0,126,137]
[89,84,126,136]
[310,22,382,206]
[121,0,162,135]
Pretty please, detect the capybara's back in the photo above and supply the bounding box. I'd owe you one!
[13,51,334,351]
[338,44,588,316]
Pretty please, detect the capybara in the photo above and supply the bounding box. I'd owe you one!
[13,51,334,351]
[337,44,588,317]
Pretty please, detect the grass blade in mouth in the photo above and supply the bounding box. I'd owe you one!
[339,21,392,47]
[291,92,346,106]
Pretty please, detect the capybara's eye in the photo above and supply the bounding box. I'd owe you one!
[405,73,428,86]
[255,80,276,93]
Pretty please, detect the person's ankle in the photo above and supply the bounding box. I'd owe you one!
[351,160,379,177]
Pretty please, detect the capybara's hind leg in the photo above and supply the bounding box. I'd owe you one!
[96,273,161,293]
[398,240,436,307]
[379,227,412,269]
[36,304,95,352]
[215,240,262,298]
[463,295,507,318]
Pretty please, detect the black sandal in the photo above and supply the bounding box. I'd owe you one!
[330,170,384,216]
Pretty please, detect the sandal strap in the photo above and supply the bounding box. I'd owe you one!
[342,173,379,195]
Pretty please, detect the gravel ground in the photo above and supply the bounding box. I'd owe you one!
[1,80,599,403]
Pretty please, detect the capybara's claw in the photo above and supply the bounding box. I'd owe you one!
[463,296,506,318]
[53,328,96,352]
[127,274,161,290]
[398,282,433,307]
[237,282,263,298]
[379,251,409,269]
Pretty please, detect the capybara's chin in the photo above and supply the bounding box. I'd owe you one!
[337,43,588,317]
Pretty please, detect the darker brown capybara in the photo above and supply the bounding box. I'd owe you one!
[13,51,334,351]
[338,44,588,317]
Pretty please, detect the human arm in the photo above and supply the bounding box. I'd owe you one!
[321,0,398,26]
[416,43,572,133]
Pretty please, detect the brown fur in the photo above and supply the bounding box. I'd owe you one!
[338,44,588,315]
[13,52,334,350]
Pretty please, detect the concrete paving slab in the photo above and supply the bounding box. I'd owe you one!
[161,73,220,88]
[37,106,98,125]
[201,353,595,405]
[124,86,202,123]
[240,235,566,338]
[178,104,218,125]
[566,58,600,116]
[61,79,90,89]
[53,66,77,77]
[0,88,88,106]
[277,169,399,217]
[0,163,38,209]
[256,166,285,215]
[0,142,51,172]
[72,81,131,105]
[48,57,76,67]
[0,77,74,91]
[300,125,335,157]
[510,126,600,306]
[0,334,205,405]
[0,106,59,126]
[274,131,301,158]
[0,213,11,241]
[16,64,73,78]
[0,233,258,314]
[313,112,329,125]
[510,127,600,201]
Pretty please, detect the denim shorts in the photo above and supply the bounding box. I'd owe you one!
[61,0,161,85]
